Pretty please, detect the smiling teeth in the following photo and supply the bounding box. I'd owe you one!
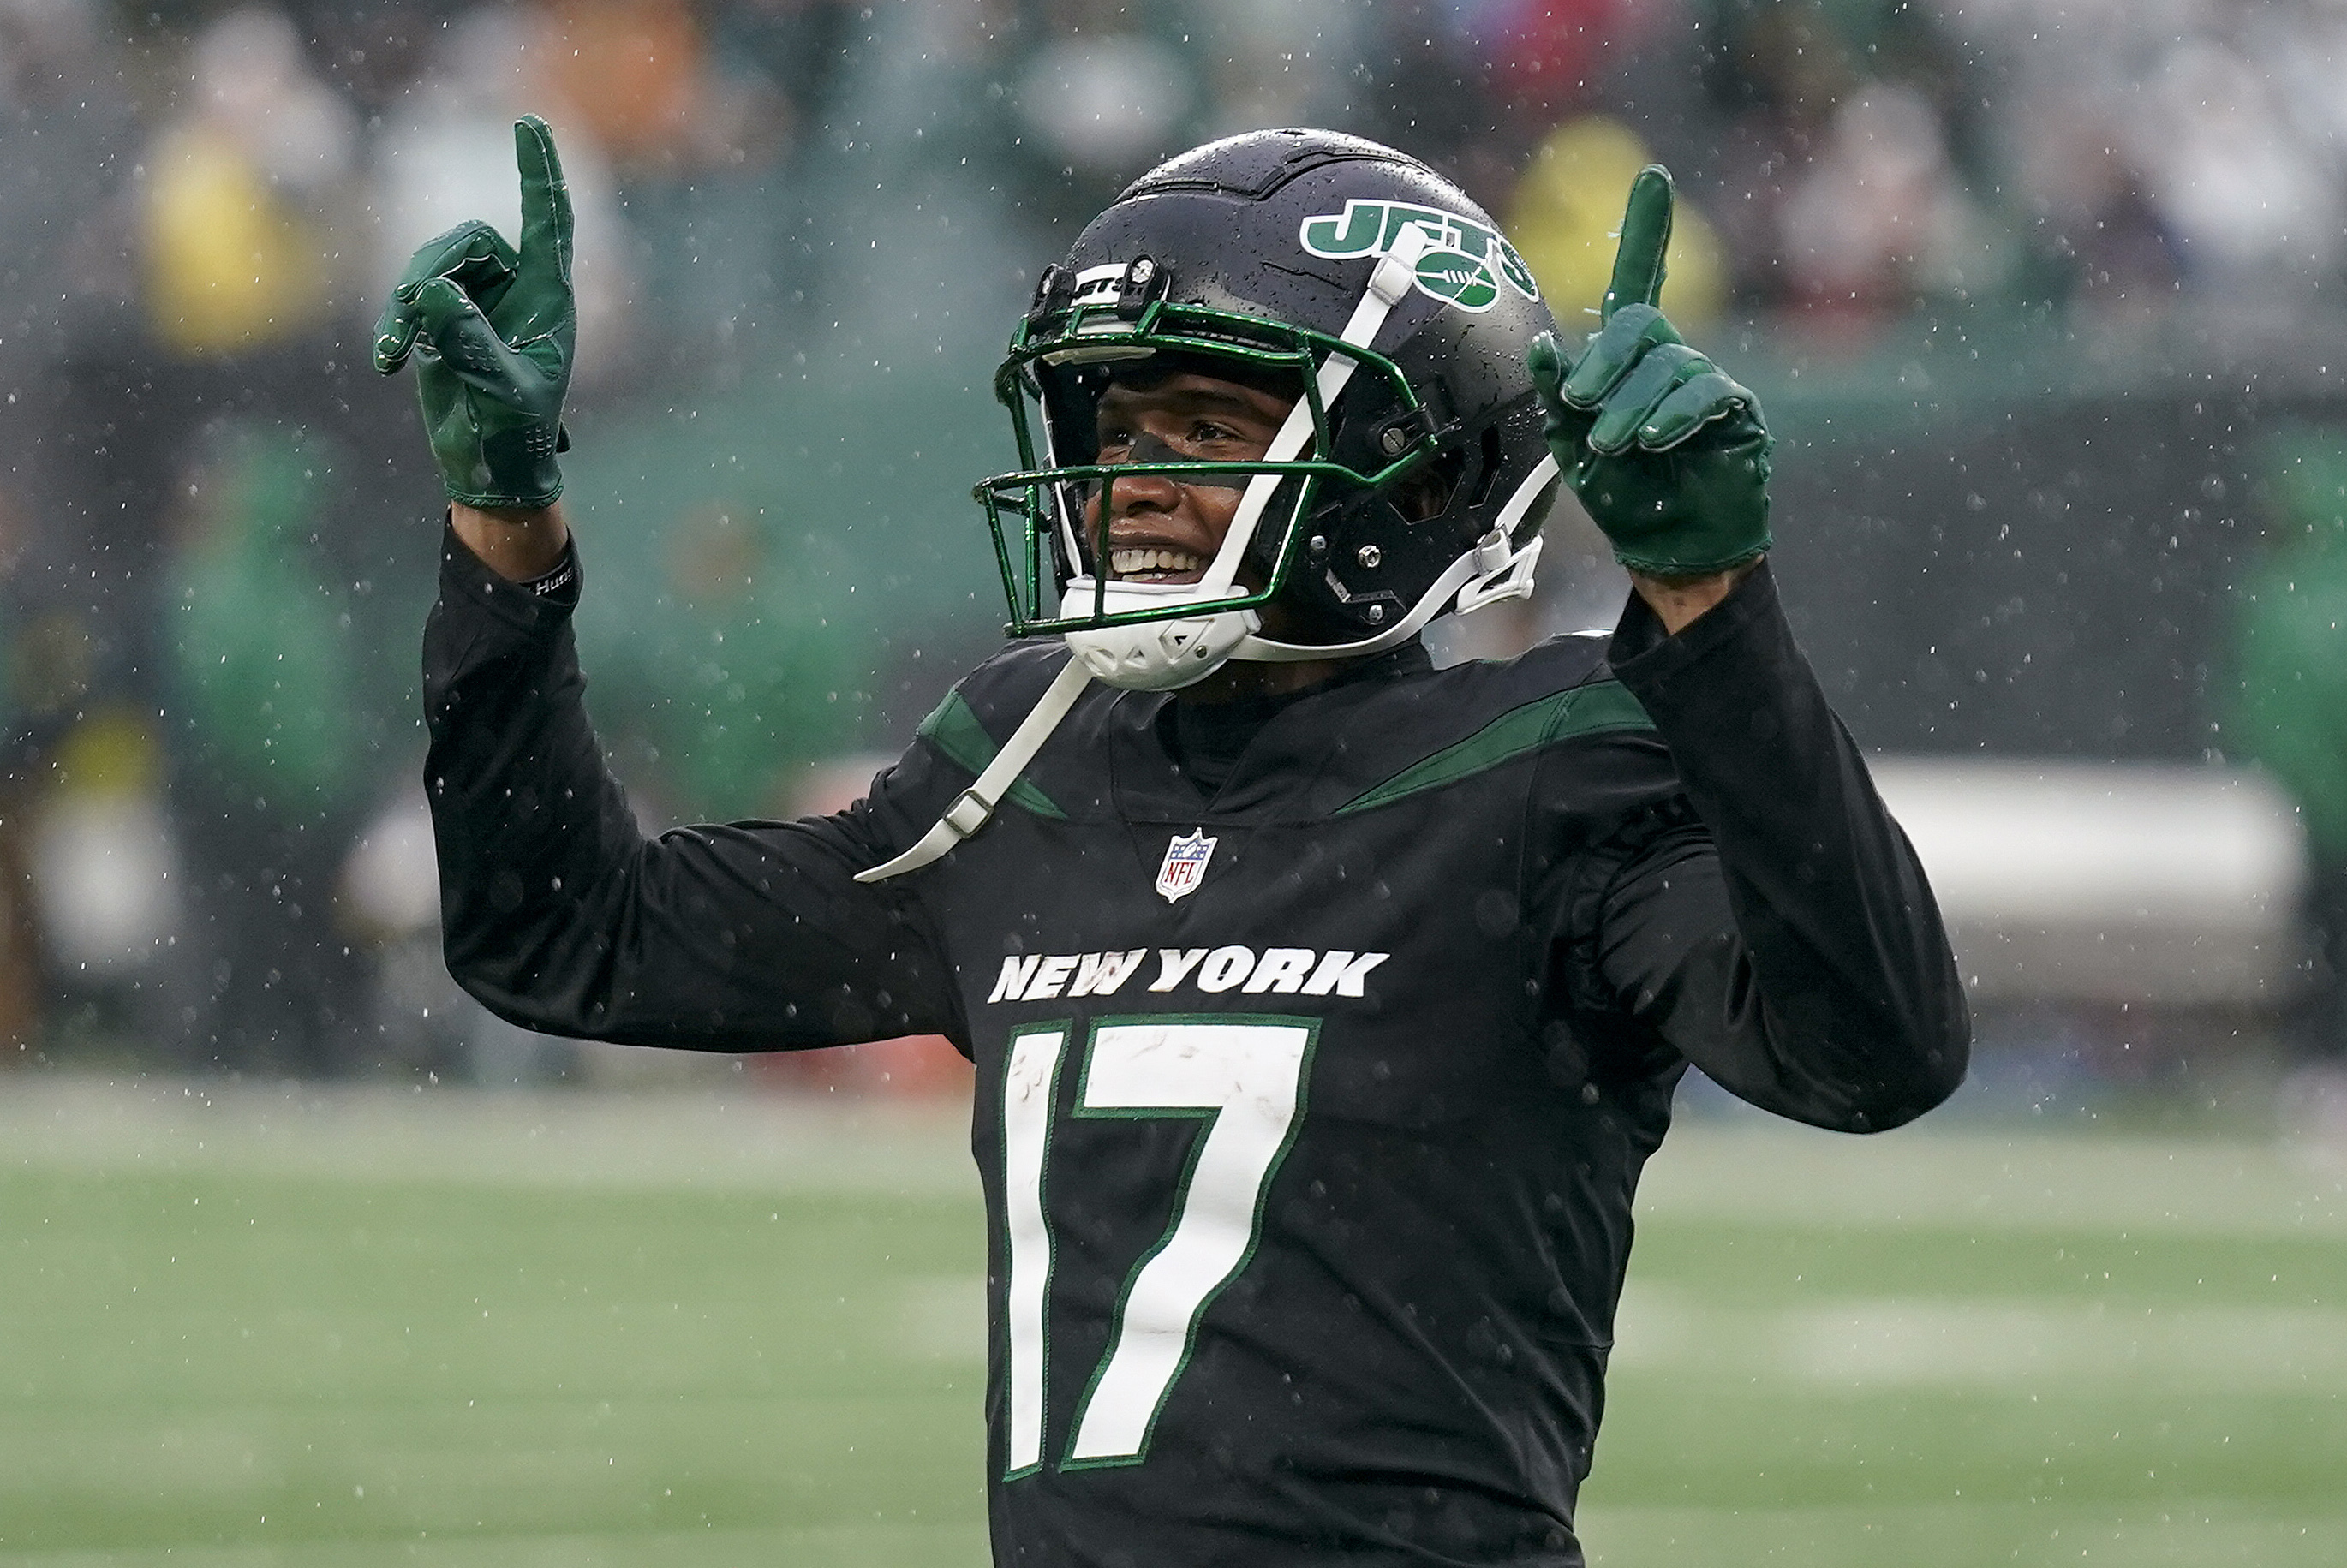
[1111,546,1205,577]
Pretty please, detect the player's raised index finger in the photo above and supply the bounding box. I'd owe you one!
[1602,165,1674,321]
[513,116,574,287]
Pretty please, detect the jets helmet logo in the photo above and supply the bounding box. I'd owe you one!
[1299,199,1541,311]
[1156,830,1218,903]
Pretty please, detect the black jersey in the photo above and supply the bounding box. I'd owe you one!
[422,528,1967,1567]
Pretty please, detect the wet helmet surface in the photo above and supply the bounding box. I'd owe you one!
[983,128,1562,646]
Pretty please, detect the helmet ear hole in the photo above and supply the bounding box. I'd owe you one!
[1388,456,1455,524]
[1387,439,1467,525]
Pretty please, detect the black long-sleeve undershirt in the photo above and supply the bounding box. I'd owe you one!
[422,525,1965,1127]
[1581,571,1968,1130]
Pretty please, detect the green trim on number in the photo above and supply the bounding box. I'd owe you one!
[915,689,1069,820]
[1057,1013,1321,1472]
[1333,679,1653,815]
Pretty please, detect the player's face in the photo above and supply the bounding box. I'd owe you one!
[1086,373,1296,586]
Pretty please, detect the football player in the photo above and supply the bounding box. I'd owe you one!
[380,118,1968,1566]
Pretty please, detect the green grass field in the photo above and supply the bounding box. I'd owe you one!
[3,1079,2344,1565]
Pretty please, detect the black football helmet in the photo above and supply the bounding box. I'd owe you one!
[976,128,1563,690]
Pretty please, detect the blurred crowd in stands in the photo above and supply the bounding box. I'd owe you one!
[3,0,2347,1082]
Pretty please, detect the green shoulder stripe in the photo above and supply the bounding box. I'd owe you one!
[915,689,1070,820]
[1334,679,1653,815]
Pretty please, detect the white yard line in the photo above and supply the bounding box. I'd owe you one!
[1636,1122,2347,1238]
[1580,1499,2347,1567]
[1614,1281,2347,1389]
[0,1076,976,1198]
[10,1079,2346,1237]
[897,1274,989,1362]
[0,1521,990,1568]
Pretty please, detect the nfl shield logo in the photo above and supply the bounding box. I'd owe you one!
[1156,830,1218,904]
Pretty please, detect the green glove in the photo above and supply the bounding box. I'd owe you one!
[373,116,575,510]
[1526,166,1771,577]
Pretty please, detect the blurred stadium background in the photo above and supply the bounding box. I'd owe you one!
[3,0,2347,1560]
